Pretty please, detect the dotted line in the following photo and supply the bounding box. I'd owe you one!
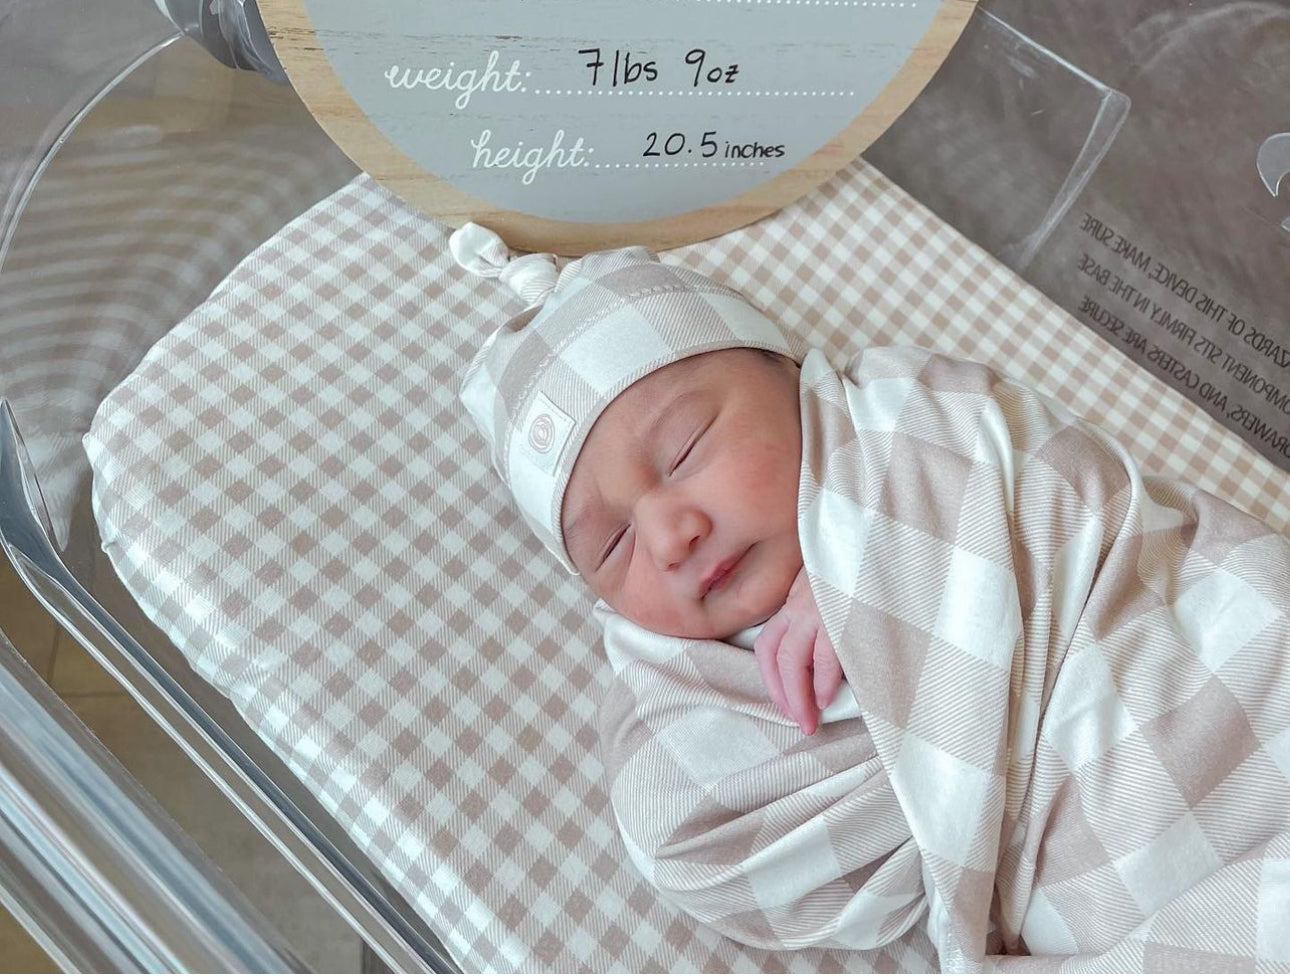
[532,89,855,96]
[682,0,919,5]
[593,161,776,168]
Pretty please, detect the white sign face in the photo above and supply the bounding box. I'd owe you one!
[298,0,945,223]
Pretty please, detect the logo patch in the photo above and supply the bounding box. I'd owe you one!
[528,413,556,453]
[518,391,574,477]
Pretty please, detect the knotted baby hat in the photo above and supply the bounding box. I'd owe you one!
[452,223,800,572]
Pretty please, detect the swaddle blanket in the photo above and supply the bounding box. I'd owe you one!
[603,345,1290,971]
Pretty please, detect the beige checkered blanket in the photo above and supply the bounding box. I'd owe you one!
[603,345,1290,970]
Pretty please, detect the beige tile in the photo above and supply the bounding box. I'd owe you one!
[0,904,61,972]
[0,552,60,681]
[65,693,362,973]
[49,629,120,697]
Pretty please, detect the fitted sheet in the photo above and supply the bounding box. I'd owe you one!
[0,119,354,547]
[84,161,1290,971]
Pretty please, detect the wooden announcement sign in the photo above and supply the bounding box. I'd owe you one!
[261,0,977,253]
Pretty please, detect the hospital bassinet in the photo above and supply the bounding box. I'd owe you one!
[3,0,1286,972]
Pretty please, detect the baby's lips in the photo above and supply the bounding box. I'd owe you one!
[698,546,750,598]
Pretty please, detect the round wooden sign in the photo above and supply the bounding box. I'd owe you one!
[261,0,977,253]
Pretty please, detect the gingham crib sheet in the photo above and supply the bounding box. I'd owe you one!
[1,120,355,547]
[84,162,1290,972]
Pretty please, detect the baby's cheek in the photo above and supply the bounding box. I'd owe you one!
[612,569,691,636]
[746,427,794,473]
[747,453,798,513]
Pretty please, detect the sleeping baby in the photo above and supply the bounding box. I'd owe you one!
[451,223,1290,971]
[451,223,838,732]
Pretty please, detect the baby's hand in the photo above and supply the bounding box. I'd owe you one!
[753,567,844,736]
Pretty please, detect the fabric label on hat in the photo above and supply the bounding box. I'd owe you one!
[518,391,575,477]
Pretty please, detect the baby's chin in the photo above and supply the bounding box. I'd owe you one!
[659,586,795,641]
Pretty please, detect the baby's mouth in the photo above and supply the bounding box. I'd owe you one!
[701,548,749,597]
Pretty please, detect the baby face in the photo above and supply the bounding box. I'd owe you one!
[562,348,804,639]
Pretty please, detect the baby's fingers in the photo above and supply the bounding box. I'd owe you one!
[753,614,791,716]
[813,631,844,711]
[777,624,819,735]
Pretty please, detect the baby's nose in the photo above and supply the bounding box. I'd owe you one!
[640,497,708,570]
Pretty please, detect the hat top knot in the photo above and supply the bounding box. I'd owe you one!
[449,222,560,308]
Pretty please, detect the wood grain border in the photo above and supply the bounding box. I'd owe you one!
[262,0,978,254]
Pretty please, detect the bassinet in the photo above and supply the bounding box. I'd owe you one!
[3,0,1285,972]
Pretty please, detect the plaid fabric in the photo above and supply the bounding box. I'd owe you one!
[0,122,354,546]
[599,606,936,964]
[459,236,799,570]
[603,346,1290,969]
[84,157,1290,971]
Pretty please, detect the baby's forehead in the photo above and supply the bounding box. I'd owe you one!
[589,347,785,447]
[575,352,777,503]
[595,355,734,442]
[615,356,705,407]
[590,378,704,465]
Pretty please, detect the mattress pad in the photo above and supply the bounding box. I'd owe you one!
[84,162,1290,971]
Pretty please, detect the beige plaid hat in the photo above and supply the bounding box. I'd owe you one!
[452,223,801,572]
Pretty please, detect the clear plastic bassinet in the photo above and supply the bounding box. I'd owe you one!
[0,1,452,971]
[0,0,1132,971]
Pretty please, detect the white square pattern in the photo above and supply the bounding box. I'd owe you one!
[892,733,995,870]
[1113,813,1222,918]
[800,489,873,595]
[745,816,844,911]
[1042,641,1137,771]
[932,547,1021,669]
[558,306,670,396]
[1020,886,1081,955]
[658,707,782,789]
[844,375,915,436]
[1173,567,1280,673]
[1257,859,1290,961]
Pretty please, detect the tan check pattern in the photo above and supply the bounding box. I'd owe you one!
[0,122,354,546]
[603,346,1290,969]
[85,158,1290,970]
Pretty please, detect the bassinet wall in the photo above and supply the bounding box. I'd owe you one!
[84,159,1290,971]
[0,113,356,551]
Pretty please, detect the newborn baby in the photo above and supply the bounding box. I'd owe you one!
[453,223,1290,970]
[561,346,845,735]
[452,223,839,735]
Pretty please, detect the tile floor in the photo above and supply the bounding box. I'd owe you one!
[0,552,365,972]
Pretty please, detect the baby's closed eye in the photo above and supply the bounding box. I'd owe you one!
[668,419,711,475]
[600,525,632,567]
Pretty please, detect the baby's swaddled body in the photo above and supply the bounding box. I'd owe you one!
[600,344,1290,970]
[453,223,1290,970]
